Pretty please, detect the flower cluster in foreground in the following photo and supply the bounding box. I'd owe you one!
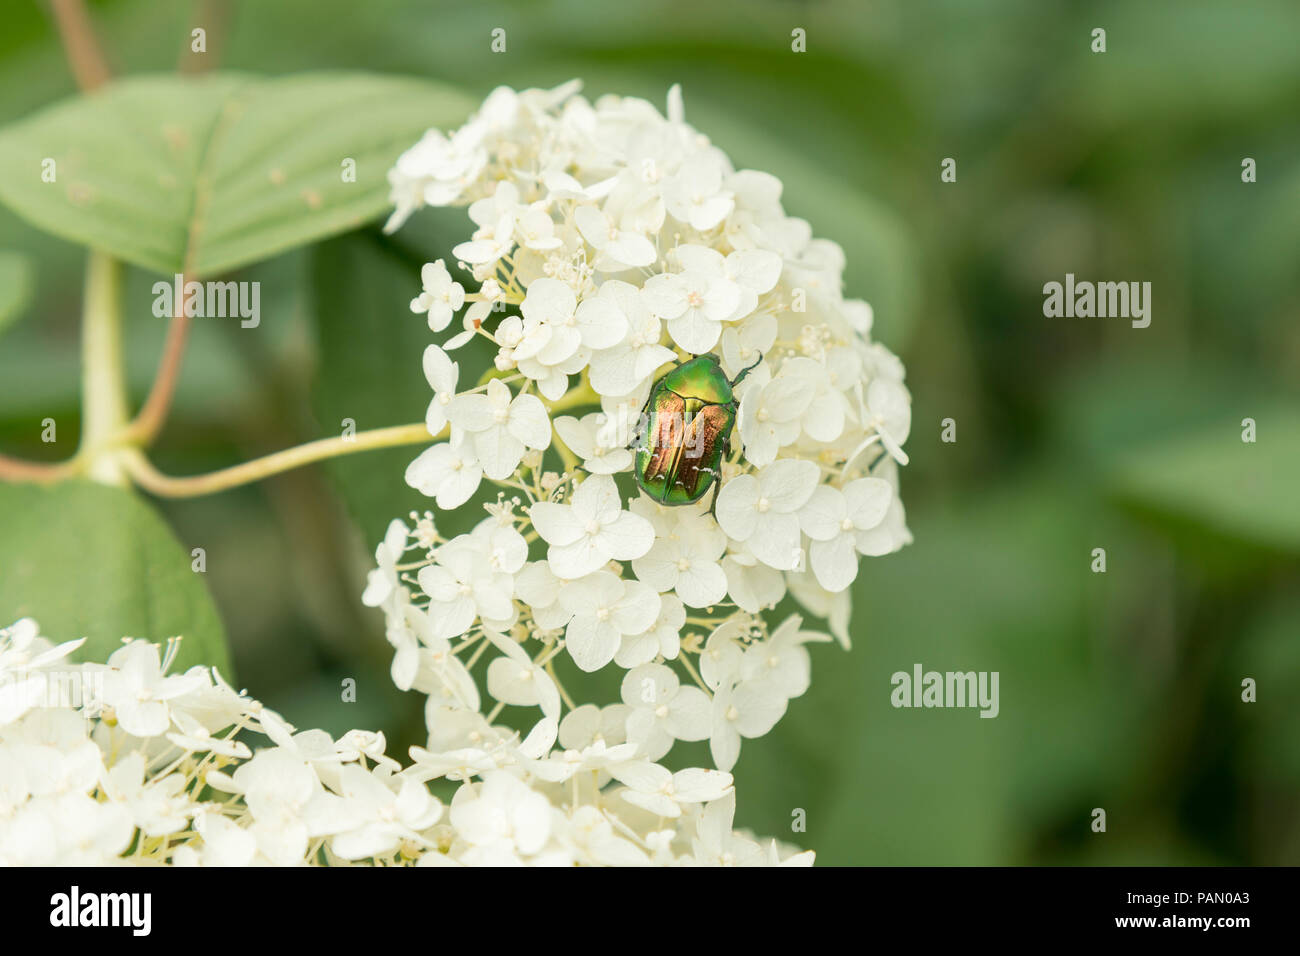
[375,80,912,790]
[0,619,808,865]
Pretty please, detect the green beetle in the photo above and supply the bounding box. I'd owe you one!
[634,354,757,506]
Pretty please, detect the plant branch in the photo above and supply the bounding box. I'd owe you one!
[0,454,82,483]
[49,0,111,91]
[122,423,439,498]
[81,251,129,485]
[126,301,191,446]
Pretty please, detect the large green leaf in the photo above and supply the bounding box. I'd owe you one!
[0,481,231,674]
[0,72,474,278]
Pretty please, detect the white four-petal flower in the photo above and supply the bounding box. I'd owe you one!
[530,475,655,579]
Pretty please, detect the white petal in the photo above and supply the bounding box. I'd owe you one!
[674,560,728,608]
[574,297,630,349]
[574,205,611,248]
[734,682,788,737]
[604,233,657,269]
[437,462,482,510]
[507,394,553,450]
[611,582,661,635]
[549,536,608,580]
[800,485,847,542]
[641,275,687,319]
[565,615,621,672]
[473,428,525,481]
[715,475,760,541]
[447,393,495,433]
[423,344,457,393]
[486,656,540,707]
[529,502,582,546]
[666,687,712,741]
[844,477,893,531]
[598,512,656,562]
[631,542,680,592]
[728,249,782,293]
[811,535,859,593]
[573,474,622,519]
[758,458,820,512]
[709,719,741,772]
[747,513,803,570]
[667,310,721,353]
[521,277,576,325]
[425,396,448,437]
[671,767,733,803]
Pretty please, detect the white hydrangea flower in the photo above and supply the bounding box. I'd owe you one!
[354,78,916,863]
[410,259,465,332]
[447,377,551,480]
[421,344,459,436]
[529,474,655,580]
[631,508,728,608]
[615,593,686,668]
[553,411,633,474]
[799,477,895,592]
[405,435,483,508]
[0,619,809,866]
[715,458,821,571]
[621,663,711,761]
[557,571,661,672]
[610,762,733,818]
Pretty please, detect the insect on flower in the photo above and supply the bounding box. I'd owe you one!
[634,354,759,505]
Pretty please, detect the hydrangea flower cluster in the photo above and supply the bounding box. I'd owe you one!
[375,81,913,785]
[0,619,809,866]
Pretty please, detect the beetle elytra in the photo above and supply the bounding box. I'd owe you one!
[634,354,757,505]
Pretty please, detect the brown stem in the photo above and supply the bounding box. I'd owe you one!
[126,305,191,447]
[0,454,81,484]
[49,0,111,91]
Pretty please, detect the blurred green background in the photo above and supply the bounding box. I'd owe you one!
[1,0,1297,864]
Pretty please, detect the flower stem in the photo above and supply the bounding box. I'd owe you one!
[81,251,129,486]
[125,304,191,447]
[0,454,82,483]
[49,0,110,91]
[123,423,441,498]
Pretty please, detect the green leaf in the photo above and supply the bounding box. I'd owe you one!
[0,248,34,335]
[0,72,475,278]
[1109,409,1300,553]
[0,481,231,674]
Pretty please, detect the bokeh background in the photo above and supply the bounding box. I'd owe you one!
[1,0,1297,864]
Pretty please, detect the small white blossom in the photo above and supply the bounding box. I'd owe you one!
[410,259,465,332]
[798,477,894,591]
[558,571,661,673]
[448,378,551,480]
[405,436,483,509]
[715,459,821,571]
[529,475,655,579]
[621,663,711,761]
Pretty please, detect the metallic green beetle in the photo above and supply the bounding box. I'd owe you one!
[634,354,756,505]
